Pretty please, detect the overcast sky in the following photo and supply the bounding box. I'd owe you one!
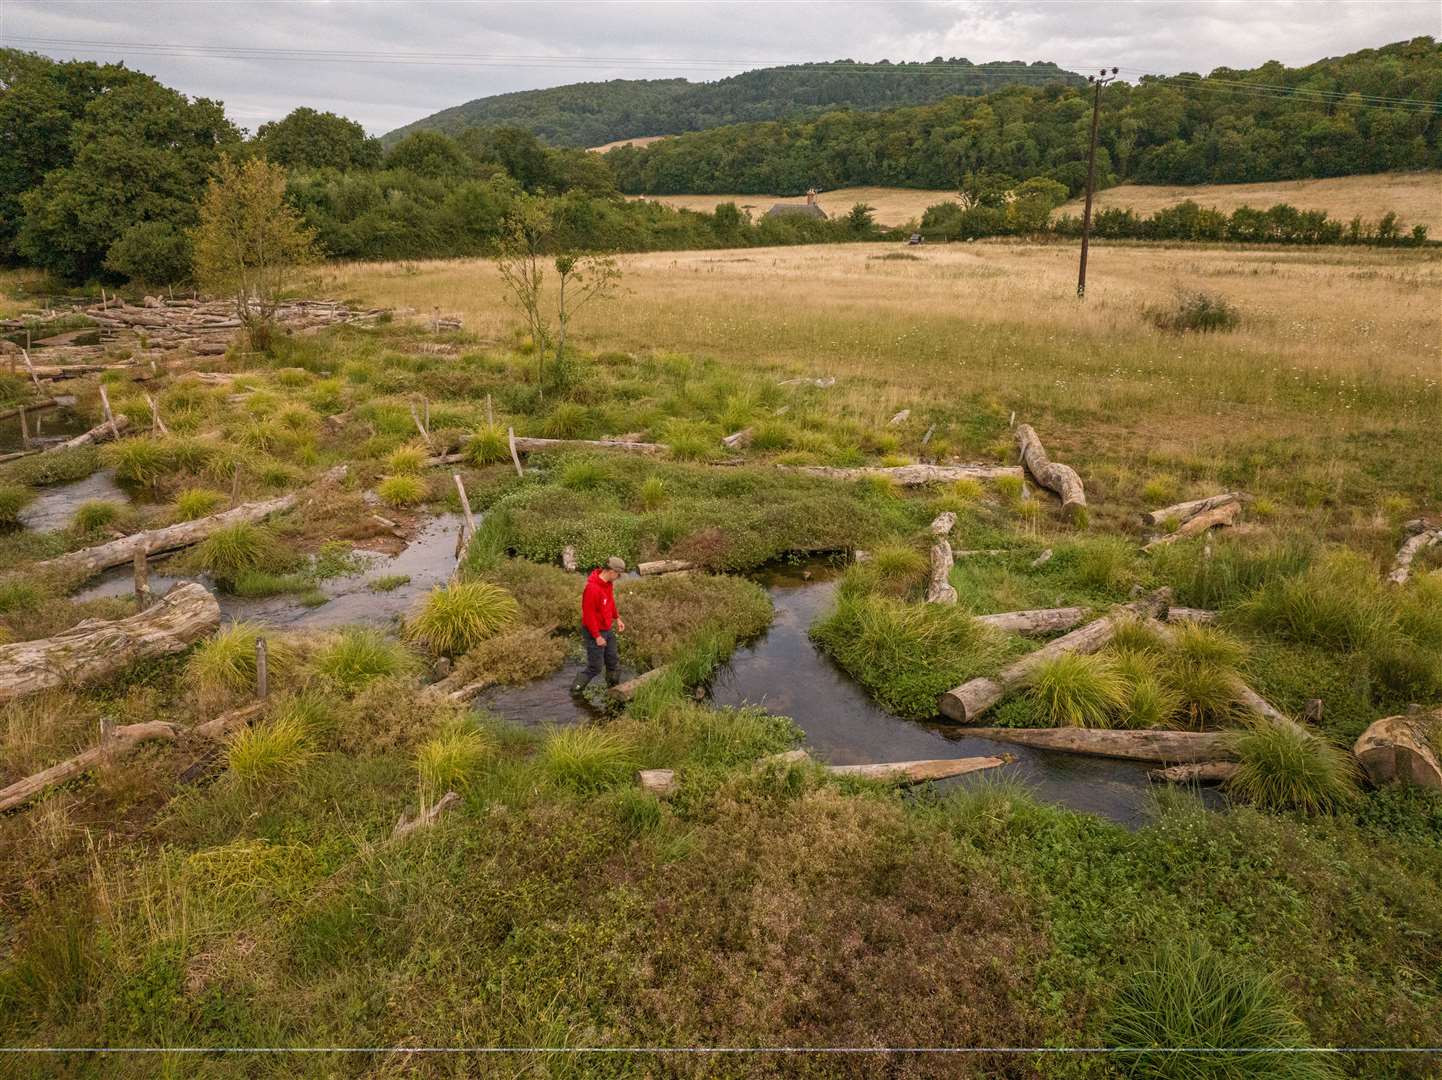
[2,1,1436,135]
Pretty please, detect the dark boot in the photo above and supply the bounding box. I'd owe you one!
[571,675,592,694]
[604,672,621,688]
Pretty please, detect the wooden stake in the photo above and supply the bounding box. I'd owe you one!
[133,548,150,608]
[485,393,494,427]
[452,473,477,543]
[20,348,41,390]
[432,306,440,333]
[255,638,269,700]
[145,393,169,436]
[410,402,432,448]
[97,384,119,440]
[507,426,524,478]
[18,407,28,448]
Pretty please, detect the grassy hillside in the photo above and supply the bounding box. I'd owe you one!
[383,58,1084,148]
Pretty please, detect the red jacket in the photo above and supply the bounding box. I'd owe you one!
[581,569,617,636]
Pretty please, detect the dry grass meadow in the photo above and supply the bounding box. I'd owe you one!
[322,238,1441,530]
[629,186,960,227]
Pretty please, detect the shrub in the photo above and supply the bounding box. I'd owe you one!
[313,627,417,691]
[225,714,315,785]
[639,475,666,511]
[465,425,509,465]
[405,581,519,656]
[539,726,637,793]
[69,500,124,535]
[1105,938,1339,1080]
[173,488,228,521]
[1149,288,1241,333]
[0,485,34,527]
[1225,720,1358,814]
[385,446,427,474]
[190,523,285,584]
[377,474,428,508]
[1026,653,1128,727]
[188,622,295,705]
[416,720,495,799]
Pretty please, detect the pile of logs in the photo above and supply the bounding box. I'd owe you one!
[1142,492,1246,550]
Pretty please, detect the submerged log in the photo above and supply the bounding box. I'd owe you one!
[1143,500,1241,550]
[391,791,462,840]
[974,607,1087,636]
[0,583,219,704]
[964,726,1232,764]
[0,398,59,423]
[0,720,180,812]
[1387,527,1441,586]
[1142,492,1243,528]
[781,463,1022,486]
[36,465,345,578]
[937,590,1171,723]
[1149,761,1241,784]
[828,756,1007,783]
[1015,424,1085,522]
[1353,711,1442,791]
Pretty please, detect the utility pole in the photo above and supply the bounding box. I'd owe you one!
[1076,66,1118,298]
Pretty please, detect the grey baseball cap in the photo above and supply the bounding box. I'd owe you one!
[606,556,626,572]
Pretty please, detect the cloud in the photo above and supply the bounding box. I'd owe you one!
[2,0,1434,133]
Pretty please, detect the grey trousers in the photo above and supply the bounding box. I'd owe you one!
[579,628,619,685]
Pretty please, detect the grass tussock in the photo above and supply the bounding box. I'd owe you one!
[416,720,496,800]
[225,713,316,786]
[172,487,228,521]
[376,474,429,508]
[187,622,296,709]
[313,627,418,692]
[1105,937,1339,1080]
[405,581,519,656]
[1026,653,1129,728]
[539,726,638,793]
[1225,720,1359,814]
[447,625,568,691]
[187,523,289,585]
[1148,287,1242,333]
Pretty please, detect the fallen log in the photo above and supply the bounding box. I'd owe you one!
[1142,492,1243,528]
[1166,607,1218,624]
[189,701,265,742]
[1149,761,1241,784]
[777,376,835,388]
[429,435,665,466]
[887,409,910,427]
[0,720,180,812]
[391,791,462,840]
[937,589,1170,723]
[964,726,1232,764]
[610,666,670,702]
[721,428,753,450]
[1387,527,1441,586]
[828,756,1007,784]
[36,464,345,578]
[0,583,219,704]
[974,607,1087,636]
[0,398,59,423]
[1353,711,1441,791]
[780,463,1022,486]
[48,413,131,452]
[638,769,678,796]
[926,511,957,605]
[637,559,697,576]
[1143,500,1241,550]
[1015,424,1086,522]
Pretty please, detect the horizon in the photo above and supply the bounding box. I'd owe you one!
[1,0,1437,136]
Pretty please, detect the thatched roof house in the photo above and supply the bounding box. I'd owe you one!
[764,189,828,220]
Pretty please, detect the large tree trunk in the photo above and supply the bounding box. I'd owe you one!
[964,726,1232,764]
[36,464,345,579]
[974,607,1087,635]
[1142,492,1243,528]
[828,756,1007,783]
[1353,711,1442,791]
[0,583,219,704]
[1015,424,1085,521]
[937,590,1170,723]
[780,463,1022,486]
[0,720,180,812]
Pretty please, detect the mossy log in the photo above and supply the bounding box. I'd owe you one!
[1353,711,1442,791]
[1387,526,1441,585]
[965,726,1233,764]
[974,607,1087,635]
[0,583,219,704]
[36,464,345,578]
[1141,493,1244,528]
[0,720,180,812]
[1149,761,1241,784]
[937,590,1170,723]
[1015,424,1085,521]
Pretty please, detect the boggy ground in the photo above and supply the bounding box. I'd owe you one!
[0,243,1439,1077]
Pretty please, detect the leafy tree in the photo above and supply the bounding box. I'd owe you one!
[846,203,877,234]
[13,66,237,280]
[252,107,381,170]
[384,131,473,179]
[191,155,318,350]
[103,221,193,285]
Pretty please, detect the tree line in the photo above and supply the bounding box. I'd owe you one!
[382,59,1084,149]
[604,37,1442,195]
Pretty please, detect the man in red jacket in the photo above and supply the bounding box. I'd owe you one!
[572,556,627,692]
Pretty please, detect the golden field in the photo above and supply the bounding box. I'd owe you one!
[628,186,959,227]
[323,238,1441,527]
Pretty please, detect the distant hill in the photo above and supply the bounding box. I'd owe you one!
[382,59,1085,148]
